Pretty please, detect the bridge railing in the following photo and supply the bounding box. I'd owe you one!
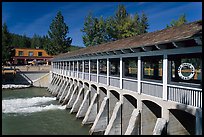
[167,84,202,108]
[52,70,202,108]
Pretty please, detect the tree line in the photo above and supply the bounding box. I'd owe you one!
[2,4,187,65]
[81,5,149,47]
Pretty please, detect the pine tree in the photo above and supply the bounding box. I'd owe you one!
[2,23,11,64]
[166,14,187,28]
[81,4,149,46]
[140,12,149,34]
[48,11,72,55]
[31,34,41,49]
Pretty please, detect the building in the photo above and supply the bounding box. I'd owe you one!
[48,20,202,135]
[11,48,53,65]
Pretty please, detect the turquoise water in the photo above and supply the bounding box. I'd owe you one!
[2,87,90,135]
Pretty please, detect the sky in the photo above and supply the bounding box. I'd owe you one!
[2,2,202,47]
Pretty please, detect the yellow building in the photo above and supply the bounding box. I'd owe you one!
[12,48,53,65]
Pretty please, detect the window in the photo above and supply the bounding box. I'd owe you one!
[169,53,202,85]
[18,51,23,56]
[70,61,73,71]
[90,60,97,74]
[84,60,89,73]
[67,62,70,70]
[123,57,137,78]
[110,58,120,77]
[38,52,42,56]
[142,56,163,80]
[28,51,33,56]
[78,61,83,72]
[99,59,107,75]
[74,61,77,71]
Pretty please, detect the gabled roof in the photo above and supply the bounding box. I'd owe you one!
[53,20,202,61]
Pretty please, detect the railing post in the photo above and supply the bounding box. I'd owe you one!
[73,61,75,77]
[97,59,99,83]
[57,62,59,74]
[89,60,91,81]
[66,61,68,76]
[120,57,123,89]
[107,58,109,85]
[137,56,141,94]
[82,60,84,80]
[69,61,71,77]
[62,61,64,75]
[163,54,168,101]
[60,62,61,74]
[77,61,79,78]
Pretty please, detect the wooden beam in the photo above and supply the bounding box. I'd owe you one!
[172,42,178,48]
[129,48,135,53]
[155,44,161,50]
[194,37,202,45]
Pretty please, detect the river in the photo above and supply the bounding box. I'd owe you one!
[2,87,90,135]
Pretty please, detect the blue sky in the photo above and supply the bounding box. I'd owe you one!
[2,2,202,47]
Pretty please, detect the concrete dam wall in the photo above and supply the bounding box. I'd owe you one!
[47,72,202,135]
[2,71,50,88]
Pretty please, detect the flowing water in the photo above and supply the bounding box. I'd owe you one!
[2,87,90,135]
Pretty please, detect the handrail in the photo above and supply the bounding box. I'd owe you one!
[141,80,163,86]
[167,84,202,91]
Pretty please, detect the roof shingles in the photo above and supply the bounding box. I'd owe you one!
[54,20,202,60]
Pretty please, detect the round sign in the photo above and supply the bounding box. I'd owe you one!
[177,63,195,80]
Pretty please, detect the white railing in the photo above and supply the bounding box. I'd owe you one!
[109,76,120,88]
[84,72,89,80]
[78,72,83,79]
[98,74,107,85]
[90,73,97,82]
[122,78,138,92]
[167,84,202,108]
[141,80,163,98]
[52,68,202,108]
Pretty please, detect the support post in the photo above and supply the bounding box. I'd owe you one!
[77,61,79,78]
[89,60,91,81]
[120,57,123,89]
[69,61,71,76]
[163,54,168,101]
[107,58,109,85]
[82,60,84,79]
[97,59,99,83]
[137,56,141,94]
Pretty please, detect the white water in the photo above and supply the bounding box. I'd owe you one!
[2,84,30,89]
[2,96,66,114]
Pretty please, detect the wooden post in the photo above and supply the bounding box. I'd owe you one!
[120,57,123,89]
[163,54,168,101]
[137,56,141,94]
[97,59,99,83]
[107,58,109,85]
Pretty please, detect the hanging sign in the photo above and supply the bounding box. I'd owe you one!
[178,63,195,80]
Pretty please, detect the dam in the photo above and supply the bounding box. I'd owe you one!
[47,20,202,135]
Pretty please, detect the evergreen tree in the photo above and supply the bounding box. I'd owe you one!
[82,12,108,47]
[10,33,31,48]
[110,4,132,39]
[2,23,11,64]
[81,4,149,47]
[81,12,95,47]
[48,11,72,55]
[166,14,187,28]
[31,34,42,49]
[41,35,52,55]
[140,12,149,33]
